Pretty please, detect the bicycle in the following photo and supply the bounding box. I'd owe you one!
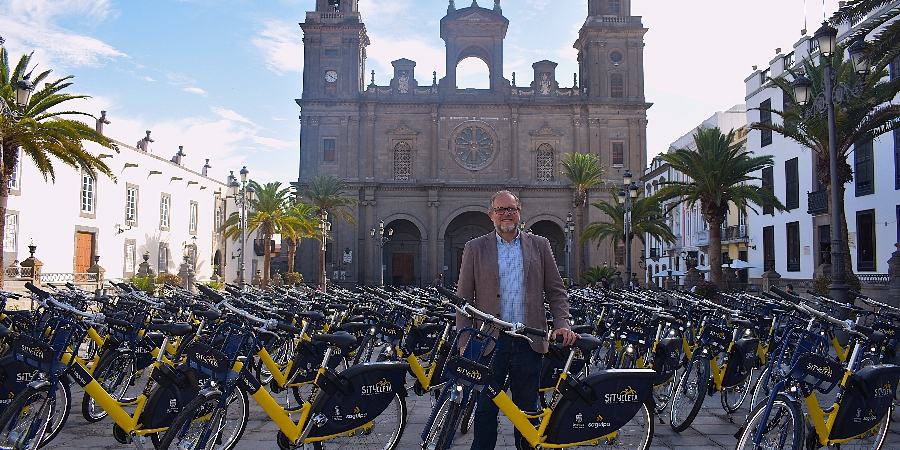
[422,286,655,450]
[735,289,900,450]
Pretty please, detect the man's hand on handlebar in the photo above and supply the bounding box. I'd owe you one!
[552,327,579,346]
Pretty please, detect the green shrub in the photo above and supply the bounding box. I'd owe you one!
[202,280,225,290]
[693,280,717,300]
[157,273,184,287]
[812,273,862,298]
[130,275,155,293]
[282,272,303,286]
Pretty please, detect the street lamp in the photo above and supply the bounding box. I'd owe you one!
[371,220,392,286]
[320,212,332,292]
[791,22,871,306]
[564,212,575,286]
[618,170,640,287]
[229,166,254,289]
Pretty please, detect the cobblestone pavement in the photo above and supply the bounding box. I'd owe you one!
[39,371,900,450]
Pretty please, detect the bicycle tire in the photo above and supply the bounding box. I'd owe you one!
[81,351,137,422]
[721,368,753,413]
[750,365,778,411]
[833,407,891,450]
[458,393,476,435]
[652,369,676,414]
[0,384,53,450]
[735,394,803,450]
[590,400,653,450]
[156,387,249,450]
[670,355,709,432]
[313,391,406,450]
[41,378,70,447]
[421,395,461,450]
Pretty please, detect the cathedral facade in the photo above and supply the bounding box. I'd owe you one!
[295,0,649,287]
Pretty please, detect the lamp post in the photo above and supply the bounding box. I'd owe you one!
[618,170,640,287]
[791,22,871,306]
[564,212,575,286]
[371,220,392,286]
[319,212,332,292]
[228,166,254,289]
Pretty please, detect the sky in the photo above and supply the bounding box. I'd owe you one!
[0,0,844,184]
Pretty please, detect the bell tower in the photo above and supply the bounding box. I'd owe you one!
[300,0,369,98]
[439,0,509,92]
[575,0,645,102]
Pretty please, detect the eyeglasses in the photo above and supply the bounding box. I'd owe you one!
[491,206,520,215]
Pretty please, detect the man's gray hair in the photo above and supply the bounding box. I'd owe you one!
[489,190,522,210]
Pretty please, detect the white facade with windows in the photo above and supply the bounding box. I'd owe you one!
[4,114,234,285]
[743,12,900,287]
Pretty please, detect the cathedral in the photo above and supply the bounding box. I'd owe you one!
[294,0,649,287]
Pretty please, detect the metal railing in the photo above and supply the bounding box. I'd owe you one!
[4,266,33,279]
[857,274,891,286]
[808,189,827,214]
[37,273,98,284]
[722,225,748,243]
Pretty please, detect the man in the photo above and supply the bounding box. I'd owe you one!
[456,190,578,450]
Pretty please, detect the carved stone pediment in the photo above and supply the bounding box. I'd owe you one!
[528,122,563,137]
[386,122,420,135]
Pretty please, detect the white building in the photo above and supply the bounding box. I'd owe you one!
[642,105,750,288]
[743,8,899,293]
[3,111,241,289]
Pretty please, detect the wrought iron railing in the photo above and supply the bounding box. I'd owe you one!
[4,266,33,279]
[857,274,891,286]
[37,273,98,284]
[808,189,827,214]
[722,225,749,243]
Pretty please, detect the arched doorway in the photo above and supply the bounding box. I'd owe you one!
[383,219,422,287]
[529,220,566,280]
[443,211,492,285]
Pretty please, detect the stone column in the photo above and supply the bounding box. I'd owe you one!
[177,255,195,292]
[365,107,376,180]
[510,111,519,180]
[138,252,152,277]
[887,242,900,307]
[427,191,440,282]
[572,117,582,154]
[598,119,609,158]
[761,269,782,293]
[430,109,439,179]
[87,255,106,292]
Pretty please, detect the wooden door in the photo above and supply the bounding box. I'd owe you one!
[75,232,94,273]
[391,253,415,286]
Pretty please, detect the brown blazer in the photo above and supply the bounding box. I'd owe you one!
[455,231,570,354]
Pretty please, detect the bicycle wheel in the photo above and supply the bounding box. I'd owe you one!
[41,379,70,446]
[833,408,891,450]
[351,335,378,366]
[313,391,406,450]
[0,384,53,450]
[421,395,461,450]
[156,387,249,450]
[458,393,476,435]
[721,369,753,413]
[735,394,803,450]
[597,400,653,450]
[750,365,778,410]
[82,351,137,422]
[255,336,295,385]
[670,355,709,432]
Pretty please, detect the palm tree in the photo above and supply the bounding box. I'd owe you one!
[296,175,358,286]
[281,202,318,273]
[752,51,900,283]
[655,127,784,286]
[220,181,294,287]
[0,46,116,287]
[581,191,676,274]
[560,152,605,276]
[831,1,899,67]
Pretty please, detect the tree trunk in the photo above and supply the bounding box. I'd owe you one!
[262,235,271,288]
[576,204,586,280]
[838,183,855,283]
[285,237,296,273]
[0,194,6,290]
[708,219,724,286]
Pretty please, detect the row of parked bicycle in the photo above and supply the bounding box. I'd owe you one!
[0,276,896,450]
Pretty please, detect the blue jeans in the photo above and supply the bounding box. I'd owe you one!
[471,333,542,450]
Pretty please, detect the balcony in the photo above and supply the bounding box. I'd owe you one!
[722,225,749,244]
[808,189,827,215]
[253,239,278,257]
[649,248,660,259]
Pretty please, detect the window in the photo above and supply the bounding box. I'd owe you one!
[857,209,876,271]
[760,68,770,84]
[324,49,339,58]
[80,173,96,215]
[785,157,799,210]
[786,222,800,272]
[323,138,336,163]
[536,143,554,181]
[855,137,874,196]
[892,55,900,81]
[215,204,224,233]
[610,73,623,98]
[783,90,797,133]
[7,149,20,191]
[392,141,411,180]
[819,225,831,266]
[125,185,138,224]
[160,194,171,230]
[3,213,17,254]
[158,243,169,274]
[612,142,624,166]
[759,99,772,147]
[189,201,198,233]
[124,240,136,277]
[783,52,795,70]
[895,129,900,190]
[762,166,774,215]
[763,226,775,272]
[608,0,620,14]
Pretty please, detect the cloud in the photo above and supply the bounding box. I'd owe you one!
[211,107,253,125]
[183,87,208,96]
[253,136,296,149]
[141,76,156,82]
[251,19,305,75]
